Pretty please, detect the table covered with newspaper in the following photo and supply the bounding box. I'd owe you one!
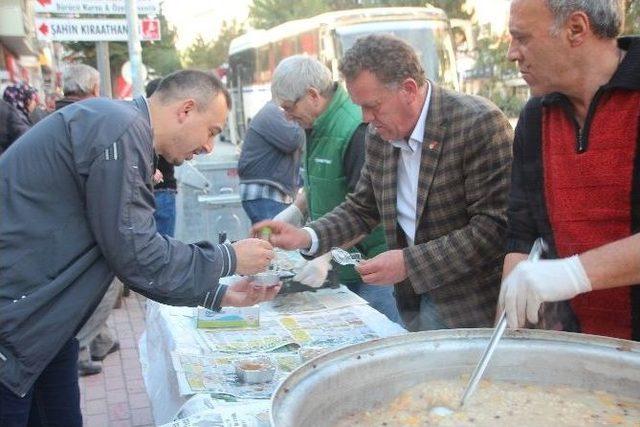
[138,279,406,426]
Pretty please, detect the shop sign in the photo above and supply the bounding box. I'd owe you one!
[35,17,161,42]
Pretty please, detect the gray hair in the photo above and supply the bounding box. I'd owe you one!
[339,34,426,87]
[63,64,99,97]
[154,70,231,111]
[271,55,333,104]
[547,0,623,38]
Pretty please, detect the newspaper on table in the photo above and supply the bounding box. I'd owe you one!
[172,305,405,396]
[152,287,372,357]
[197,304,387,354]
[171,351,301,398]
[261,285,368,316]
[196,316,297,354]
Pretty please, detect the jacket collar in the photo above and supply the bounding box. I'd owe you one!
[415,81,446,226]
[609,36,640,90]
[132,95,152,127]
[313,83,354,133]
[54,97,83,110]
[131,96,156,166]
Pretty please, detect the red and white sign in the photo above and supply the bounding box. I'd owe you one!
[35,17,161,42]
[34,0,160,15]
[140,18,160,41]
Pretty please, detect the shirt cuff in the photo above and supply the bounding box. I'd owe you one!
[300,227,319,256]
[218,243,236,276]
[202,284,228,312]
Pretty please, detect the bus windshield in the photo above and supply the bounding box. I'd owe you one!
[335,20,458,90]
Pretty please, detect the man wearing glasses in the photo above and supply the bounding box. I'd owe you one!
[270,55,400,323]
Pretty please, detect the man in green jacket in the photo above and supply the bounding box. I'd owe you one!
[271,55,400,323]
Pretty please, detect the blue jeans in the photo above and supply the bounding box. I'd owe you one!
[417,294,448,330]
[242,199,289,225]
[347,282,401,324]
[0,339,82,427]
[402,294,448,331]
[154,189,176,237]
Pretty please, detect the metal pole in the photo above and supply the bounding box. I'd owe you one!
[125,0,144,97]
[95,41,112,98]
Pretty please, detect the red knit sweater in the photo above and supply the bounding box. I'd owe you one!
[542,90,640,339]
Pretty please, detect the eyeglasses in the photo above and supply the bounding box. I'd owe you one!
[279,93,306,113]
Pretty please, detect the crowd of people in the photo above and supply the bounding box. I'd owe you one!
[1,0,638,424]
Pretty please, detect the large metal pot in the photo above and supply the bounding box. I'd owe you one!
[271,329,640,426]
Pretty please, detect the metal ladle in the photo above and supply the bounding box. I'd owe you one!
[429,238,547,417]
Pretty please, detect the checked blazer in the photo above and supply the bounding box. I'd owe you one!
[308,83,513,329]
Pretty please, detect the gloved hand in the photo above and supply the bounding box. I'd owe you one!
[293,253,332,288]
[273,204,304,227]
[499,255,592,328]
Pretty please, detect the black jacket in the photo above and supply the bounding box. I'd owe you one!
[0,100,31,155]
[238,101,304,197]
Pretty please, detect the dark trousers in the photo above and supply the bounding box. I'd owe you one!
[154,189,177,237]
[242,198,289,224]
[0,339,82,427]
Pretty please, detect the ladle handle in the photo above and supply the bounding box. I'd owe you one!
[459,238,547,407]
[460,313,507,407]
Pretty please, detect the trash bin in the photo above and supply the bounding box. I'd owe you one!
[174,159,251,244]
[198,189,248,243]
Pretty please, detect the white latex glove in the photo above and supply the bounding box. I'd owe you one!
[293,253,332,288]
[273,204,304,227]
[499,255,592,328]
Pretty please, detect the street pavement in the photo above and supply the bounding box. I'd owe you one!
[79,292,154,427]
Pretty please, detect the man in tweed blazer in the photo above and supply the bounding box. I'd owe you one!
[255,35,513,331]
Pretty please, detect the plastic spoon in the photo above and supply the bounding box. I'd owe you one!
[330,247,363,266]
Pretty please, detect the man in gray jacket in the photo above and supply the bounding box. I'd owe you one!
[53,63,122,377]
[238,100,304,224]
[0,70,277,426]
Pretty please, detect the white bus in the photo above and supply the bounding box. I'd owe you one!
[227,6,459,145]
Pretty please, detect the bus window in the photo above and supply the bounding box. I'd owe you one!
[229,48,256,88]
[275,37,297,64]
[257,46,271,83]
[334,20,459,90]
[299,30,319,57]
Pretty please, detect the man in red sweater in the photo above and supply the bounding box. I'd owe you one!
[499,0,640,340]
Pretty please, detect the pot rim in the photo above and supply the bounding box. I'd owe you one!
[271,328,640,426]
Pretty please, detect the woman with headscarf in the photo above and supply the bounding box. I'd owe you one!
[0,83,37,155]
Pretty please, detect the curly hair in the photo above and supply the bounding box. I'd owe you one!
[339,34,426,87]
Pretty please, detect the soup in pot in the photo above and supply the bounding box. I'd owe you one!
[337,379,640,426]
